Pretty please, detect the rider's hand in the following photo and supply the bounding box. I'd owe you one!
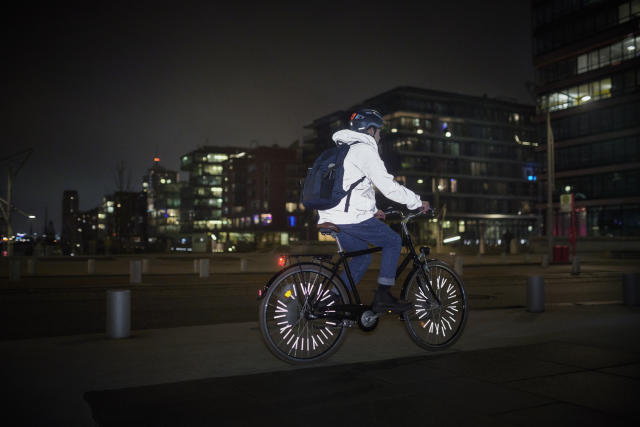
[419,201,431,213]
[374,209,386,220]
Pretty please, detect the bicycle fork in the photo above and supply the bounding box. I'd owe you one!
[414,261,442,306]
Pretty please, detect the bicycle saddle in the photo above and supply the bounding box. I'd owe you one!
[317,222,340,234]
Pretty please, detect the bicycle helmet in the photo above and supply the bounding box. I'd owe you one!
[349,109,384,133]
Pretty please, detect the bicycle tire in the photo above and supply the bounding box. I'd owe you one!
[401,260,468,350]
[258,263,349,364]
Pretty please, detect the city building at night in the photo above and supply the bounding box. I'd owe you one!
[533,0,640,238]
[179,146,242,251]
[142,157,182,250]
[98,191,147,253]
[222,145,305,250]
[61,191,100,255]
[305,86,538,251]
[61,190,80,255]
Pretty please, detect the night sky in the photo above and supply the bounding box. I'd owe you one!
[3,1,534,234]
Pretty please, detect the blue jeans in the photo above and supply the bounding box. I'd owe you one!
[336,217,402,289]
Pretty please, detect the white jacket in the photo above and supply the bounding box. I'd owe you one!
[318,129,422,225]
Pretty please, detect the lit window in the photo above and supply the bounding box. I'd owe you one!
[577,54,587,73]
[285,202,297,213]
[450,178,458,193]
[260,213,272,225]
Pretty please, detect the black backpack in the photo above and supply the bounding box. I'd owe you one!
[301,142,365,212]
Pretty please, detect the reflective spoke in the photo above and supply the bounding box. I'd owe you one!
[261,267,347,362]
[403,261,467,349]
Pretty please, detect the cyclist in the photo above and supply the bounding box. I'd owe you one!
[318,108,430,313]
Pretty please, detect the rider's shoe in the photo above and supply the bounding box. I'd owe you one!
[372,287,412,314]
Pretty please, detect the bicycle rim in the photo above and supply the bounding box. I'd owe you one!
[259,265,348,364]
[402,260,467,350]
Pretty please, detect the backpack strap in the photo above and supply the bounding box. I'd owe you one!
[342,140,365,212]
[344,176,366,212]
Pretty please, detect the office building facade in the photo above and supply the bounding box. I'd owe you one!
[142,158,182,248]
[222,145,305,249]
[179,146,242,234]
[533,0,640,237]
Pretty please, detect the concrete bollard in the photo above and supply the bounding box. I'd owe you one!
[193,259,200,273]
[240,258,248,272]
[500,253,507,263]
[88,259,96,275]
[26,258,36,275]
[454,256,463,276]
[142,259,150,274]
[9,260,21,281]
[541,254,549,268]
[571,256,580,275]
[509,239,518,255]
[129,260,142,284]
[622,273,639,307]
[106,289,131,339]
[527,276,545,313]
[199,258,210,278]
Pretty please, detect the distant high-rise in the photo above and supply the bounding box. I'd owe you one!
[532,0,640,237]
[61,190,79,254]
[179,146,242,234]
[142,157,182,244]
[223,145,303,249]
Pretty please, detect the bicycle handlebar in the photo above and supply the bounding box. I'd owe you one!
[381,207,437,224]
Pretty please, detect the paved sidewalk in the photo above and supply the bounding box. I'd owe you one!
[86,341,640,426]
[3,303,639,425]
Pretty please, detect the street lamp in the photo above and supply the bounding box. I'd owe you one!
[545,110,555,262]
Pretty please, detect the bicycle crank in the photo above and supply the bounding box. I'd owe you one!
[357,309,379,332]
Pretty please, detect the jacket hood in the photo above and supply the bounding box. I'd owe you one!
[332,129,378,149]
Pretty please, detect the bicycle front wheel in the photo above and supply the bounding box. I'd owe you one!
[258,263,349,364]
[401,260,467,350]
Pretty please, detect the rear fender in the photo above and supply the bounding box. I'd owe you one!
[257,261,338,300]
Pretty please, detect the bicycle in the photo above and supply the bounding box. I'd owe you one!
[257,208,468,364]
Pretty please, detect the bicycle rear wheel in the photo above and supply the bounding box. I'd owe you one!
[401,260,467,350]
[258,263,349,364]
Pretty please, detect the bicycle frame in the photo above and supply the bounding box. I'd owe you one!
[258,211,441,309]
[299,219,440,308]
